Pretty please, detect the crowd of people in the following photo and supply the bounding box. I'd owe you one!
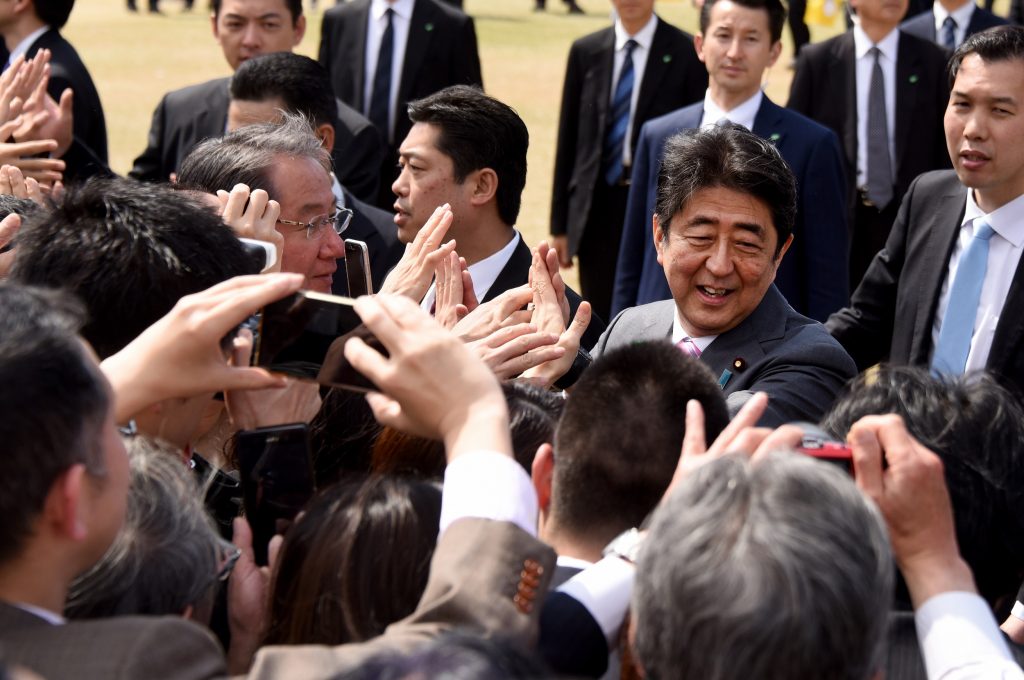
[0,0,1023,678]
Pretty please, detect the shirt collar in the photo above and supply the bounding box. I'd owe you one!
[614,12,658,51]
[964,187,1024,248]
[467,231,521,300]
[934,0,975,30]
[853,24,900,61]
[12,602,65,625]
[372,0,414,21]
[8,25,50,65]
[671,306,718,350]
[702,88,763,131]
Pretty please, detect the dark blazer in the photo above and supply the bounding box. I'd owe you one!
[900,6,1007,45]
[787,30,951,218]
[549,18,707,256]
[332,188,404,294]
[318,0,482,147]
[26,29,108,182]
[486,238,608,352]
[0,601,226,680]
[611,96,850,322]
[129,78,384,203]
[827,170,1024,399]
[596,286,857,427]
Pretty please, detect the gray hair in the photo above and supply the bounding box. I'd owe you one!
[175,111,332,198]
[633,450,893,680]
[64,437,222,621]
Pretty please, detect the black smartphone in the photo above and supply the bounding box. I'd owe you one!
[252,290,386,392]
[344,239,373,297]
[237,423,315,566]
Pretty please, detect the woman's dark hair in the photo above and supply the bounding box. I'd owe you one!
[263,475,442,646]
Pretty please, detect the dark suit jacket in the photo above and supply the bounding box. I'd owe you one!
[611,96,850,322]
[0,601,226,679]
[596,286,857,426]
[128,78,384,203]
[486,238,608,352]
[247,519,556,679]
[900,6,1007,45]
[333,188,404,294]
[318,0,482,148]
[27,29,108,181]
[787,30,951,219]
[827,170,1024,399]
[549,18,706,255]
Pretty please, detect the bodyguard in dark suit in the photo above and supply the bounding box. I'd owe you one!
[900,0,1006,49]
[0,0,107,181]
[318,0,483,208]
[788,0,951,289]
[550,0,707,321]
[827,27,1024,398]
[612,0,850,322]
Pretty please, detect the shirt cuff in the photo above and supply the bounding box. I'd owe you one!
[1011,601,1024,622]
[439,450,538,538]
[916,591,1021,679]
[557,555,635,648]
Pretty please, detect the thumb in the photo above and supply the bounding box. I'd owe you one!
[0,213,21,248]
[59,88,73,116]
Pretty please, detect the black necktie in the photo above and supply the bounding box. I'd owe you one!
[866,46,893,209]
[369,8,394,142]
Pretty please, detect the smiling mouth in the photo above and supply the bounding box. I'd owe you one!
[697,285,731,298]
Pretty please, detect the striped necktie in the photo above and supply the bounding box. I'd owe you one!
[602,39,637,186]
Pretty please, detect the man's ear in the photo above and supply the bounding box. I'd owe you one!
[767,40,783,68]
[694,32,706,63]
[468,168,498,207]
[774,233,794,268]
[210,11,220,39]
[292,14,307,46]
[315,122,336,155]
[531,443,554,513]
[653,214,666,266]
[44,463,89,542]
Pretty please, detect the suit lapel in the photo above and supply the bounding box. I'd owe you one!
[481,238,531,304]
[751,96,786,147]
[593,29,616,139]
[989,228,1024,375]
[836,33,859,173]
[399,0,437,109]
[633,20,672,128]
[700,286,787,388]
[894,33,921,181]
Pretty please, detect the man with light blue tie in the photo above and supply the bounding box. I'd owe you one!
[900,0,1006,51]
[827,26,1024,398]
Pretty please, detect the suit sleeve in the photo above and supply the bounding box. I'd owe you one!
[611,122,655,315]
[825,175,921,370]
[798,129,850,320]
[318,10,335,70]
[128,95,170,182]
[120,617,226,680]
[334,124,384,204]
[550,44,584,238]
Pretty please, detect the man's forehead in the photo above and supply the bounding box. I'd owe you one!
[705,0,772,31]
[399,123,445,158]
[269,155,333,209]
[217,0,293,20]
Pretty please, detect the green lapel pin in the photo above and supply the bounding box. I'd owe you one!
[425,22,434,31]
[909,74,919,84]
[769,132,781,142]
[662,54,672,63]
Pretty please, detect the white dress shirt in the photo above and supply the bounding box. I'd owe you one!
[610,13,658,167]
[420,231,522,311]
[672,306,718,353]
[699,88,763,132]
[933,0,976,49]
[853,25,899,188]
[6,26,49,67]
[439,449,538,538]
[363,0,414,143]
[13,602,65,625]
[931,189,1024,374]
[917,591,1024,679]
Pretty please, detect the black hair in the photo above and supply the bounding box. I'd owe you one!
[211,0,302,24]
[700,0,787,44]
[949,25,1024,87]
[35,0,75,29]
[230,52,336,128]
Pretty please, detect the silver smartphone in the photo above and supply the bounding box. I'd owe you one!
[344,239,373,297]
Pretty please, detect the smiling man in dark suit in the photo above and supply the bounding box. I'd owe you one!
[788,0,951,289]
[549,0,706,321]
[828,26,1024,399]
[611,0,850,323]
[598,124,856,427]
[318,0,482,209]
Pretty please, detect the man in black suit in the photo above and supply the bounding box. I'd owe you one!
[0,0,106,181]
[318,0,483,208]
[901,0,1006,49]
[827,27,1024,399]
[550,0,706,321]
[788,0,951,289]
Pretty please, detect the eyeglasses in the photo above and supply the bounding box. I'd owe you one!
[278,206,353,240]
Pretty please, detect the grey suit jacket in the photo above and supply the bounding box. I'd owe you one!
[247,518,556,679]
[0,601,226,680]
[594,286,857,426]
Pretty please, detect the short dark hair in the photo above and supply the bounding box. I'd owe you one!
[503,382,564,473]
[176,113,331,200]
[656,124,797,257]
[35,0,75,29]
[407,85,528,226]
[10,177,252,358]
[211,0,302,25]
[264,476,441,646]
[0,195,40,221]
[700,0,787,44]
[550,341,729,545]
[822,366,1024,617]
[230,52,336,128]
[0,284,109,564]
[949,25,1024,87]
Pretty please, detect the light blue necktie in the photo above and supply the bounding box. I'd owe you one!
[602,39,637,186]
[940,16,957,50]
[931,220,996,376]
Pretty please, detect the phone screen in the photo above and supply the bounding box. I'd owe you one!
[237,423,315,565]
[252,290,386,392]
[344,239,373,297]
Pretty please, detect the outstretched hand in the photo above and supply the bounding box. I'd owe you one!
[380,204,456,301]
